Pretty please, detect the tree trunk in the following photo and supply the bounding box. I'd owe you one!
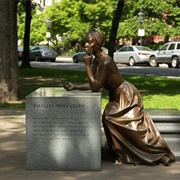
[108,0,124,58]
[164,35,169,43]
[21,0,32,68]
[0,0,19,103]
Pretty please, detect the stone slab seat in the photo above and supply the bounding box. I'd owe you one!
[146,109,180,161]
[145,109,180,134]
[145,109,180,122]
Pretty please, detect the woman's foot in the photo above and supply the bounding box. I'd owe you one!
[161,156,171,166]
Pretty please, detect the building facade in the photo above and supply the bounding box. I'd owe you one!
[33,0,61,13]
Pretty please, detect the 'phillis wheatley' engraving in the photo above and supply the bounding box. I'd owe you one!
[33,103,85,108]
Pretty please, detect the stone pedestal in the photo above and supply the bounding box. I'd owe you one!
[26,87,101,171]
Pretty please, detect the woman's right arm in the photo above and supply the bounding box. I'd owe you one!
[63,82,91,91]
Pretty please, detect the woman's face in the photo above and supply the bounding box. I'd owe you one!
[84,34,98,56]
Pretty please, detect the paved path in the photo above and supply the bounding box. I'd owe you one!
[29,56,180,78]
[0,108,180,180]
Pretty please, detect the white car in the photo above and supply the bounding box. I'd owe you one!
[114,45,153,66]
[72,49,86,63]
[149,42,180,68]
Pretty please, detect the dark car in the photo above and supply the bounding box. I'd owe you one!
[29,46,57,62]
[149,42,180,68]
[18,47,23,60]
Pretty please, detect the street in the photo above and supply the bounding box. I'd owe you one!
[23,56,180,78]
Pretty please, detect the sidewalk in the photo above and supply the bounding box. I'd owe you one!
[0,108,180,180]
[56,56,72,63]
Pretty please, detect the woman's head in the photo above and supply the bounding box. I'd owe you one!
[85,29,105,47]
[84,29,105,55]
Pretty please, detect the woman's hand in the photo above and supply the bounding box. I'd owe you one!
[84,51,92,66]
[63,82,75,91]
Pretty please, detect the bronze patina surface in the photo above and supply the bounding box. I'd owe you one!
[63,29,175,166]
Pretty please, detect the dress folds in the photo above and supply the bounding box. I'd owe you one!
[102,81,175,165]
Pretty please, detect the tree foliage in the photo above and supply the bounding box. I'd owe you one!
[19,0,119,47]
[34,0,118,47]
[118,0,180,40]
[18,0,180,49]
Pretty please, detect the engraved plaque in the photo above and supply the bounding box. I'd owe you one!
[26,88,101,170]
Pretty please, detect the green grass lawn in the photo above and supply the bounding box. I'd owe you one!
[1,67,180,110]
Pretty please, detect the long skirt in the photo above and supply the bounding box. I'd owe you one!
[102,81,175,165]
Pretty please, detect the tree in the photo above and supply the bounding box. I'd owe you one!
[0,0,19,103]
[18,0,39,68]
[108,0,124,58]
[21,0,32,68]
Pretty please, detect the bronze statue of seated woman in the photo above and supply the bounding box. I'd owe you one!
[63,29,175,166]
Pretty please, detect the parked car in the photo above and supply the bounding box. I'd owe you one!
[149,42,180,68]
[72,49,86,63]
[114,45,153,66]
[72,47,108,63]
[18,47,23,60]
[29,46,57,62]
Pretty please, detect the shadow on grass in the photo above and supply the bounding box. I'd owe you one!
[1,67,179,109]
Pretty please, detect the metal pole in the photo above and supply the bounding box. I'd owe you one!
[140,22,142,46]
[138,10,145,46]
[46,19,52,47]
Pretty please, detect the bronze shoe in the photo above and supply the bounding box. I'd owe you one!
[161,156,171,166]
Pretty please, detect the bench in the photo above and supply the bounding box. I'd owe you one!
[146,109,180,161]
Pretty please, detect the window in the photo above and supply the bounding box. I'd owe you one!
[160,44,169,51]
[177,43,180,50]
[168,43,175,50]
[119,47,127,52]
[128,47,134,51]
[31,47,39,51]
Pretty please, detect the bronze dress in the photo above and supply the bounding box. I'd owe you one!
[102,81,175,165]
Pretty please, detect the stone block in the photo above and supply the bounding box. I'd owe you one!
[26,87,101,171]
